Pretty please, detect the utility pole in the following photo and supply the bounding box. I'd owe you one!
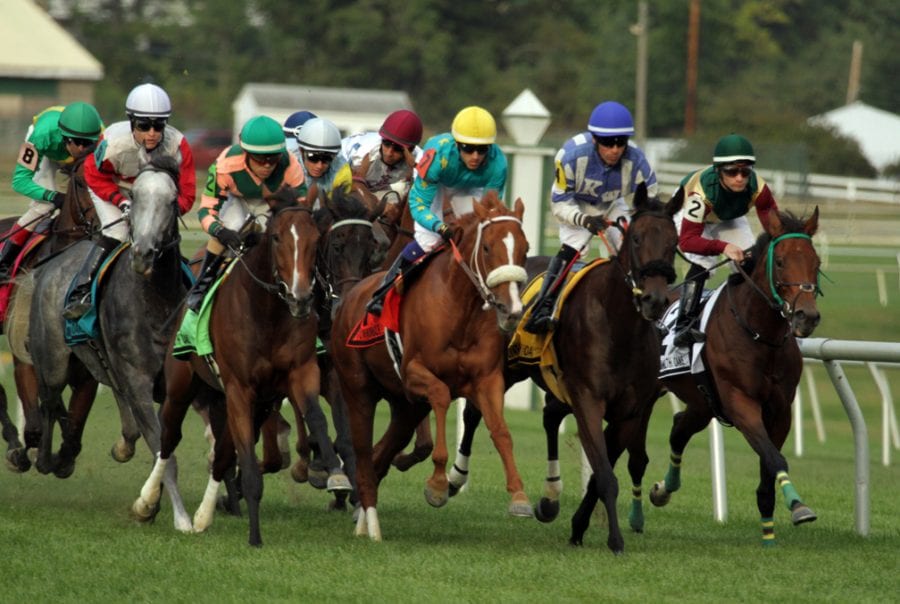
[684,0,700,136]
[632,1,649,148]
[846,40,863,105]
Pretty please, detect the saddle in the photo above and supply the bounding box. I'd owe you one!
[506,258,609,406]
[64,243,131,345]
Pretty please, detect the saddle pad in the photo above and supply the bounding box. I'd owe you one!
[0,232,47,326]
[507,258,610,405]
[172,265,234,360]
[64,243,130,346]
[658,285,722,379]
[346,288,400,348]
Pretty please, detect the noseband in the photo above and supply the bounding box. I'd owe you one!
[612,212,677,308]
[450,215,527,311]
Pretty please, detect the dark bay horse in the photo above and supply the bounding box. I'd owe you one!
[1,156,103,473]
[330,192,531,541]
[650,208,822,546]
[28,161,192,530]
[134,194,338,546]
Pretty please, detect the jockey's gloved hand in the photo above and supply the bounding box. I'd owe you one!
[119,200,132,216]
[241,230,262,248]
[438,223,455,243]
[51,192,66,210]
[581,215,608,236]
[214,226,242,250]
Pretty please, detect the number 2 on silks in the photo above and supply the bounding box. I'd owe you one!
[17,142,39,171]
[686,196,704,220]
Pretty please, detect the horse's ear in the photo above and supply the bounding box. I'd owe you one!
[767,209,785,236]
[632,182,648,210]
[804,206,819,237]
[266,185,299,213]
[368,193,388,222]
[666,189,684,217]
[513,197,525,220]
[356,153,371,179]
[472,196,489,220]
[306,182,319,205]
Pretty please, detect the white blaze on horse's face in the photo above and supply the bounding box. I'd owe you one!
[290,223,302,295]
[502,231,524,314]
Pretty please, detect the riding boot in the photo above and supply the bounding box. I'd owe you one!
[365,254,415,317]
[523,244,579,334]
[0,240,24,280]
[62,235,119,319]
[186,251,226,312]
[672,272,707,347]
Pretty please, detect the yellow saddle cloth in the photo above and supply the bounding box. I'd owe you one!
[508,258,609,405]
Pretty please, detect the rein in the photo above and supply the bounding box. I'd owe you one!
[315,216,375,305]
[610,211,677,309]
[448,215,527,311]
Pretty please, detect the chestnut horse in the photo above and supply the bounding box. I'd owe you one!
[1,156,103,473]
[134,194,341,546]
[330,192,531,541]
[650,208,822,546]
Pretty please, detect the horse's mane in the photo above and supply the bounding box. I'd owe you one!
[728,209,808,285]
[314,186,372,230]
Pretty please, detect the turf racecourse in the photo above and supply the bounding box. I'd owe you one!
[1,382,897,603]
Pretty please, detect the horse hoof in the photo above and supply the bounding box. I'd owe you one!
[131,498,161,523]
[327,497,348,512]
[326,473,352,493]
[53,461,75,479]
[392,445,432,472]
[290,459,309,483]
[508,491,533,518]
[534,497,559,523]
[568,537,583,547]
[308,468,329,490]
[5,449,31,473]
[216,495,241,516]
[280,452,291,471]
[649,481,671,507]
[110,439,136,463]
[791,504,817,525]
[424,486,449,508]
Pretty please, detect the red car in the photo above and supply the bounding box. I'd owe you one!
[184,129,233,171]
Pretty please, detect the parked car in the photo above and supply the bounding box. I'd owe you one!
[184,128,233,171]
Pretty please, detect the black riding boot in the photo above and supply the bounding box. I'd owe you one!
[672,269,707,347]
[186,251,226,312]
[62,235,119,319]
[0,240,24,279]
[365,254,414,316]
[523,244,578,334]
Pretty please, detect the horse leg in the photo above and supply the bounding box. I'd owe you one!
[34,389,65,475]
[110,388,140,464]
[392,416,434,472]
[448,400,482,495]
[10,360,41,471]
[570,404,623,553]
[258,409,287,474]
[52,376,99,479]
[604,406,653,534]
[194,412,238,533]
[650,402,712,507]
[471,374,532,518]
[0,385,27,472]
[534,394,569,522]
[322,370,357,510]
[288,362,351,494]
[224,383,266,547]
[345,385,382,540]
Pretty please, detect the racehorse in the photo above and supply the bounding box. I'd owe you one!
[448,185,679,553]
[330,192,531,541]
[1,156,104,473]
[650,208,822,546]
[28,160,192,530]
[134,191,340,546]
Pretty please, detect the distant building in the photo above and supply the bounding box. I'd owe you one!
[232,83,414,138]
[809,101,900,174]
[0,0,103,146]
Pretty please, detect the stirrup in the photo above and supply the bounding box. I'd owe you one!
[523,306,554,334]
[62,296,92,320]
[673,327,705,347]
[366,297,384,317]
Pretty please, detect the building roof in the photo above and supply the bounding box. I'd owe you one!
[809,101,900,172]
[236,83,412,114]
[0,0,103,80]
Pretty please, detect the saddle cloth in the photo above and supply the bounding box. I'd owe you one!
[658,285,722,378]
[0,231,47,326]
[64,243,131,345]
[506,258,609,406]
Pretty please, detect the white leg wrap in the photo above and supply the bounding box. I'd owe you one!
[448,453,470,489]
[366,507,382,542]
[192,477,221,533]
[139,455,167,505]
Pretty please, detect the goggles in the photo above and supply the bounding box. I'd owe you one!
[720,165,752,178]
[64,136,95,148]
[306,152,336,164]
[249,153,281,166]
[133,118,167,132]
[457,143,490,155]
[382,139,412,153]
[594,135,629,148]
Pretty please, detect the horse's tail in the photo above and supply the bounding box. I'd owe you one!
[6,273,35,363]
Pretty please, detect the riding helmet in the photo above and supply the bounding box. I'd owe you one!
[125,83,172,118]
[239,115,286,154]
[380,110,423,148]
[283,110,318,138]
[713,134,756,165]
[296,118,342,153]
[451,106,496,145]
[587,101,634,137]
[59,102,103,141]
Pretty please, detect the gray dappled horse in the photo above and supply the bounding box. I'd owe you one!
[28,161,192,531]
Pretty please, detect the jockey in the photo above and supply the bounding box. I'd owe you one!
[1,102,104,278]
[365,105,507,316]
[64,83,196,319]
[341,109,424,200]
[187,115,307,311]
[525,101,658,333]
[292,117,349,195]
[671,133,779,347]
[282,110,317,155]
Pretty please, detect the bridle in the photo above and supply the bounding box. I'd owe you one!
[610,210,677,310]
[448,214,527,311]
[315,215,376,309]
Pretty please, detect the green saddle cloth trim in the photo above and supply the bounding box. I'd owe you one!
[172,267,231,360]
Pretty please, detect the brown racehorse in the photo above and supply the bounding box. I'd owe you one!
[1,156,102,473]
[134,193,344,546]
[330,192,531,541]
[650,208,822,546]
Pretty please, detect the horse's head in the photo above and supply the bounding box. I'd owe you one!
[129,161,179,276]
[455,192,529,333]
[57,155,97,237]
[266,191,319,319]
[316,185,386,317]
[618,183,679,320]
[753,207,822,337]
